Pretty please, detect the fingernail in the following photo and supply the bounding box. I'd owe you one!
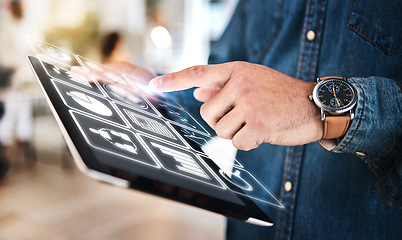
[149,77,163,89]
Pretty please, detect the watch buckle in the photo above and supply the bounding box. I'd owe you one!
[320,109,326,121]
[350,110,355,121]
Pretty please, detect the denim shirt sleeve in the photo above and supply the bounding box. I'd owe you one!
[333,76,402,208]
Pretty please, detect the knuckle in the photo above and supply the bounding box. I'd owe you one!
[239,94,254,106]
[215,121,231,140]
[231,137,244,150]
[232,61,248,70]
[248,112,264,129]
[236,94,256,112]
[232,138,252,151]
[215,128,226,139]
[231,75,248,88]
[232,134,248,151]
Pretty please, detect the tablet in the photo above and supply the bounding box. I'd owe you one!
[27,42,283,226]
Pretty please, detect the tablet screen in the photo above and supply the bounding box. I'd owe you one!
[27,40,283,225]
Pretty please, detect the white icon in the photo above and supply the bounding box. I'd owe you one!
[169,110,198,129]
[66,91,113,116]
[182,129,208,146]
[217,167,284,208]
[53,66,61,74]
[165,109,210,136]
[151,142,210,180]
[89,128,138,154]
[52,66,91,87]
[126,111,176,139]
[105,84,147,108]
[66,72,91,87]
[39,44,72,62]
[219,169,253,192]
[169,111,190,124]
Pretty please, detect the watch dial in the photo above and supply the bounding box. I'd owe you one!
[317,79,354,110]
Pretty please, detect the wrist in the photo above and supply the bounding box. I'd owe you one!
[310,76,358,150]
[299,81,324,143]
[306,82,324,141]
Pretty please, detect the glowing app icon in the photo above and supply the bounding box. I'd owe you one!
[70,111,159,168]
[151,141,210,180]
[89,128,138,154]
[51,65,92,87]
[66,91,113,116]
[169,110,196,128]
[219,169,253,191]
[104,84,147,109]
[126,110,176,139]
[39,44,72,62]
[181,129,209,147]
[78,57,129,86]
[52,80,127,127]
[139,135,224,189]
[29,40,82,69]
[165,109,210,136]
[41,61,103,96]
[122,108,188,148]
[218,167,284,208]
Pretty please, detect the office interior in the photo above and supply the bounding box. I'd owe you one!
[0,0,238,239]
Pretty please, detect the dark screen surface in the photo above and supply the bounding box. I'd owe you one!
[27,43,283,225]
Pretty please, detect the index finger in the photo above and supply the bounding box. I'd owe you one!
[149,62,234,92]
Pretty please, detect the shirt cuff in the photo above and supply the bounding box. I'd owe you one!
[331,77,402,208]
[332,76,402,160]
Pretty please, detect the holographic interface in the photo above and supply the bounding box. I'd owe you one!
[28,39,283,209]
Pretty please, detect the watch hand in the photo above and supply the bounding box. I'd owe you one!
[332,85,340,106]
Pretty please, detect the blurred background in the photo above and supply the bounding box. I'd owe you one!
[0,0,238,239]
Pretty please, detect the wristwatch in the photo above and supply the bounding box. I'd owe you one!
[310,76,358,142]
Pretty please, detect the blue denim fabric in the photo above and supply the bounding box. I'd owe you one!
[172,0,402,239]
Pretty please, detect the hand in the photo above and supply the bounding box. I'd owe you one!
[149,61,323,150]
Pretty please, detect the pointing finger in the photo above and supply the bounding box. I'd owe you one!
[149,63,234,92]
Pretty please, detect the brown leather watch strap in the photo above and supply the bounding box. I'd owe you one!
[319,76,343,81]
[322,115,351,139]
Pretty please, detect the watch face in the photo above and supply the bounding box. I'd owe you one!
[313,78,357,113]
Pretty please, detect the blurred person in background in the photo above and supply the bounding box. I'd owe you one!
[0,51,13,179]
[100,31,129,63]
[111,0,402,239]
[0,99,8,179]
[0,0,36,177]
